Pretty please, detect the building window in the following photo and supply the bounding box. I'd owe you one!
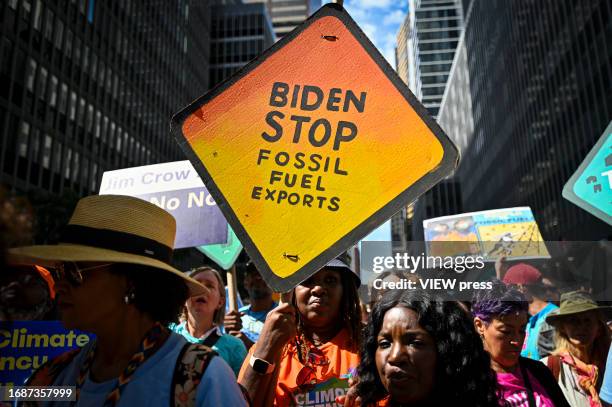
[65,30,73,58]
[36,67,47,100]
[87,0,95,23]
[74,37,81,66]
[42,134,52,169]
[64,148,72,179]
[54,19,64,49]
[48,75,58,107]
[81,157,89,186]
[44,9,54,41]
[33,0,43,31]
[69,91,77,121]
[53,140,62,173]
[18,121,30,157]
[77,97,85,127]
[72,151,80,183]
[31,129,41,163]
[94,111,101,138]
[91,163,98,191]
[59,83,68,114]
[86,104,93,133]
[25,58,37,92]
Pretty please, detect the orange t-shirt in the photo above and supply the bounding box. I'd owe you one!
[240,329,360,406]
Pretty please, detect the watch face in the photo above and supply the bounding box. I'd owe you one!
[253,358,269,373]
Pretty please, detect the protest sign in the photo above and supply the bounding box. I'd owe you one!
[0,321,95,386]
[197,225,243,270]
[171,3,458,291]
[423,207,549,261]
[562,121,612,226]
[99,160,228,248]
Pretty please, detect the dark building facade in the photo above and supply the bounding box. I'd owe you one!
[244,0,321,39]
[458,0,612,240]
[0,0,210,197]
[209,2,275,87]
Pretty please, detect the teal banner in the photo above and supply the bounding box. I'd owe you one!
[197,225,243,270]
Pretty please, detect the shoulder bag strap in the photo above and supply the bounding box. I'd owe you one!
[171,343,218,407]
[519,360,538,407]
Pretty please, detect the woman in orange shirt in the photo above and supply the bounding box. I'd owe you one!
[238,258,362,406]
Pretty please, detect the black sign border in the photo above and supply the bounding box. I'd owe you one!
[171,3,460,291]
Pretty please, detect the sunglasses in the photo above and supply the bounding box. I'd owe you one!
[51,262,113,286]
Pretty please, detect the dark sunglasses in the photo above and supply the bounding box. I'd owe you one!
[51,262,112,286]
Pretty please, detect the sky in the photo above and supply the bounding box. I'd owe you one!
[335,0,408,241]
[342,0,408,67]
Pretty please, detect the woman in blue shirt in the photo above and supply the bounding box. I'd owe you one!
[171,266,247,376]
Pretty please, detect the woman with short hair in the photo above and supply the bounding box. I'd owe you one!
[472,280,569,407]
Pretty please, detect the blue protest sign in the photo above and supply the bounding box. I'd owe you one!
[0,321,95,386]
[563,122,612,225]
[99,161,228,248]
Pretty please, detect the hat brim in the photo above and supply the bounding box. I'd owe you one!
[546,306,612,325]
[8,244,207,296]
[324,260,361,286]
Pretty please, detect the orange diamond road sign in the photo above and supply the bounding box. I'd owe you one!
[171,3,459,291]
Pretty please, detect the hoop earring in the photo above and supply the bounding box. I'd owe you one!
[124,288,136,305]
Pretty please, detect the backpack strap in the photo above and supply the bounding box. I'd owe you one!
[201,330,221,349]
[171,343,218,407]
[547,355,562,381]
[17,348,82,407]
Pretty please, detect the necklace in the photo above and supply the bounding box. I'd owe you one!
[76,322,167,407]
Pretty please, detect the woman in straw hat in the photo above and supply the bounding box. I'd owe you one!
[542,291,612,407]
[9,195,248,406]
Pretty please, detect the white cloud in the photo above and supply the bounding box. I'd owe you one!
[359,22,377,41]
[383,9,405,26]
[341,0,407,67]
[348,0,395,9]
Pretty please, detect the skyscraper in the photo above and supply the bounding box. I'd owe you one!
[395,0,464,240]
[405,0,463,118]
[0,0,210,197]
[209,2,275,87]
[243,0,321,39]
[456,0,611,240]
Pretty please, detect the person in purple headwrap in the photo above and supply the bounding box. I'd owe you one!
[472,280,569,407]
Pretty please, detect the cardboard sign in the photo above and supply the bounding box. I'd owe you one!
[197,225,243,270]
[171,4,458,291]
[423,207,549,261]
[99,161,228,248]
[563,121,612,225]
[0,321,95,386]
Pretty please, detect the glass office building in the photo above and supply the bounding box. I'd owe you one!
[0,0,210,196]
[457,0,612,240]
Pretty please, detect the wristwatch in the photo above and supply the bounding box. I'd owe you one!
[250,355,275,374]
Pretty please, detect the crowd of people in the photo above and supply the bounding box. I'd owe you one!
[1,194,612,407]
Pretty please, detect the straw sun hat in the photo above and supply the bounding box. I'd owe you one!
[8,194,206,295]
